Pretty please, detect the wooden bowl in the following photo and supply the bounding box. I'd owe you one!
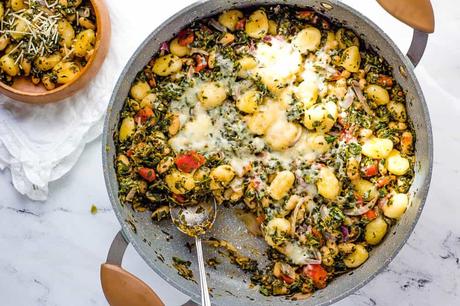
[0,0,111,104]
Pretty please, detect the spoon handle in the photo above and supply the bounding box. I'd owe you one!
[195,236,211,306]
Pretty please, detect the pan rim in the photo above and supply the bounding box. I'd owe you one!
[102,1,433,305]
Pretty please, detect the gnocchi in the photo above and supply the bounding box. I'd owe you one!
[115,6,417,298]
[197,82,227,109]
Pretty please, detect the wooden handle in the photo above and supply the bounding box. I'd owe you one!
[101,264,165,306]
[377,0,434,33]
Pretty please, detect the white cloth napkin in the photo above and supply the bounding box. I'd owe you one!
[0,0,195,200]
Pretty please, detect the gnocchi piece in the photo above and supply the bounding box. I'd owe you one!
[58,19,75,48]
[245,110,276,135]
[11,19,28,41]
[236,56,257,78]
[42,74,56,90]
[353,179,379,200]
[130,81,151,101]
[35,53,62,71]
[365,217,388,245]
[292,26,322,54]
[317,167,340,200]
[386,150,410,175]
[218,10,243,32]
[307,133,330,154]
[365,85,390,106]
[268,20,278,35]
[340,46,361,73]
[165,170,195,194]
[210,165,235,186]
[152,54,183,77]
[169,38,190,57]
[0,36,10,51]
[383,193,408,219]
[219,32,235,46]
[74,29,96,57]
[324,31,338,51]
[236,90,261,114]
[197,82,227,109]
[361,137,393,159]
[245,9,269,39]
[11,0,26,12]
[295,80,318,109]
[336,28,360,49]
[20,58,31,76]
[119,117,135,142]
[264,217,291,247]
[78,17,96,30]
[53,61,81,84]
[387,101,407,122]
[140,93,157,109]
[343,244,368,268]
[265,121,301,151]
[303,101,337,132]
[0,55,19,76]
[269,170,295,200]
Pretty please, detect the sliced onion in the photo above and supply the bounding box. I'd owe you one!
[320,205,329,219]
[351,80,374,116]
[340,87,355,110]
[344,197,378,216]
[208,19,226,32]
[290,197,307,236]
[341,225,350,242]
[159,41,169,53]
[190,48,209,56]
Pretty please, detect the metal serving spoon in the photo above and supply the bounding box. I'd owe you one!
[170,199,217,306]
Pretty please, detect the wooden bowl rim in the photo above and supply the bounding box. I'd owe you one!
[0,0,110,102]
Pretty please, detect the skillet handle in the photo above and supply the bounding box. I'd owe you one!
[376,0,435,67]
[100,231,165,306]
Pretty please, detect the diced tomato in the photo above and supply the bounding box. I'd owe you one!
[235,18,246,30]
[280,273,295,284]
[296,10,315,20]
[255,214,265,225]
[355,194,364,206]
[126,149,134,157]
[362,163,379,177]
[138,167,156,182]
[134,106,154,124]
[377,75,393,87]
[175,151,206,173]
[172,193,186,203]
[364,209,377,220]
[329,71,342,81]
[177,29,194,46]
[376,176,392,188]
[303,264,328,289]
[194,54,207,73]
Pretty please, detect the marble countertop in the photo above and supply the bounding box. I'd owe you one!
[1,0,460,305]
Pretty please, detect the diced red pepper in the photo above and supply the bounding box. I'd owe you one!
[280,273,295,284]
[175,151,206,173]
[194,54,207,73]
[376,176,392,188]
[296,10,315,20]
[235,18,246,30]
[255,214,265,225]
[377,75,393,87]
[126,149,134,157]
[172,193,186,203]
[303,264,328,289]
[362,163,379,177]
[134,106,154,124]
[138,167,156,182]
[364,209,378,220]
[177,29,194,46]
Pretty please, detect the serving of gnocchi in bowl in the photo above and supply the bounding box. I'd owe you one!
[0,0,110,103]
[102,1,433,305]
